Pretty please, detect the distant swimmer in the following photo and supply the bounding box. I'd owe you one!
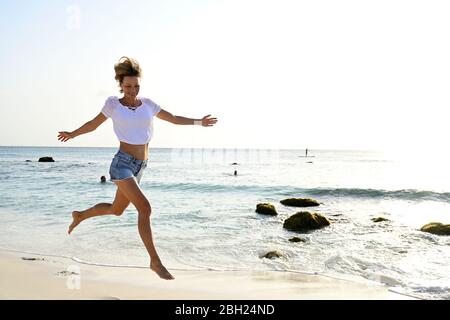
[100,175,106,183]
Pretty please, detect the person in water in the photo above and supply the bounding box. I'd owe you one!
[57,56,218,280]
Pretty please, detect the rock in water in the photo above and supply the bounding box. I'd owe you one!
[420,222,450,236]
[288,237,306,243]
[260,251,283,259]
[283,211,330,232]
[255,203,278,216]
[39,157,55,162]
[280,198,320,207]
[372,217,390,223]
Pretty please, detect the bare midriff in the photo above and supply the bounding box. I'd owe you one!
[119,141,149,161]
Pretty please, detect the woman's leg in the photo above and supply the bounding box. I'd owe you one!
[68,187,130,234]
[113,177,174,280]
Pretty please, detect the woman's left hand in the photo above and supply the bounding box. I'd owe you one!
[201,115,218,127]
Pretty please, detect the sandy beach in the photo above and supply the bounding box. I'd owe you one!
[0,249,418,300]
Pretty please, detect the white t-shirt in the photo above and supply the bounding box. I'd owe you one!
[101,96,161,145]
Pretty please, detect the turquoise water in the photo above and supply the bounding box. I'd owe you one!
[0,146,449,299]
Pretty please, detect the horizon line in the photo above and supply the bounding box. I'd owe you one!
[0,145,393,152]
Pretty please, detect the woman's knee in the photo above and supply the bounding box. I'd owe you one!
[112,208,125,216]
[110,203,128,216]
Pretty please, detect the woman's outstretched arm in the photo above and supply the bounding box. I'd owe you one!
[58,112,108,142]
[156,109,218,127]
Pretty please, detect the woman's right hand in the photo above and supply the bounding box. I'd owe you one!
[57,131,74,142]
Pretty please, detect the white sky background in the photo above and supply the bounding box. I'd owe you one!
[0,0,449,153]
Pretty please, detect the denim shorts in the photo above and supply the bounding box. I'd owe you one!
[109,150,148,184]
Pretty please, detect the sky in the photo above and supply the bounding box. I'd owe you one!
[0,0,449,152]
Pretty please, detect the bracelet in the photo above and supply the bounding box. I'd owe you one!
[194,120,203,126]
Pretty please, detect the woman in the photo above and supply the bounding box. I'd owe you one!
[57,56,218,280]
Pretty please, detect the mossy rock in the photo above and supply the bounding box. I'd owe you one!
[280,198,320,207]
[420,222,450,236]
[255,203,277,216]
[372,217,390,223]
[260,251,283,259]
[288,237,306,243]
[283,211,330,232]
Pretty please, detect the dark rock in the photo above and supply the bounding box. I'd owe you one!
[289,237,306,243]
[260,251,283,259]
[283,211,330,232]
[231,163,239,165]
[372,217,390,223]
[38,157,55,162]
[420,222,450,236]
[25,160,32,162]
[255,203,277,216]
[280,198,320,207]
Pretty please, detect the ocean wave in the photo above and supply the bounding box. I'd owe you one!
[305,188,450,202]
[144,182,450,202]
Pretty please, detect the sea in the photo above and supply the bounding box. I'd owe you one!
[0,146,449,299]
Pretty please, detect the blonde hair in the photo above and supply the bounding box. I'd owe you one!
[114,56,142,93]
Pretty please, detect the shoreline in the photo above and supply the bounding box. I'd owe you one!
[0,249,418,300]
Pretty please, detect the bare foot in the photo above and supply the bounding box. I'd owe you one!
[68,211,82,235]
[150,262,175,280]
